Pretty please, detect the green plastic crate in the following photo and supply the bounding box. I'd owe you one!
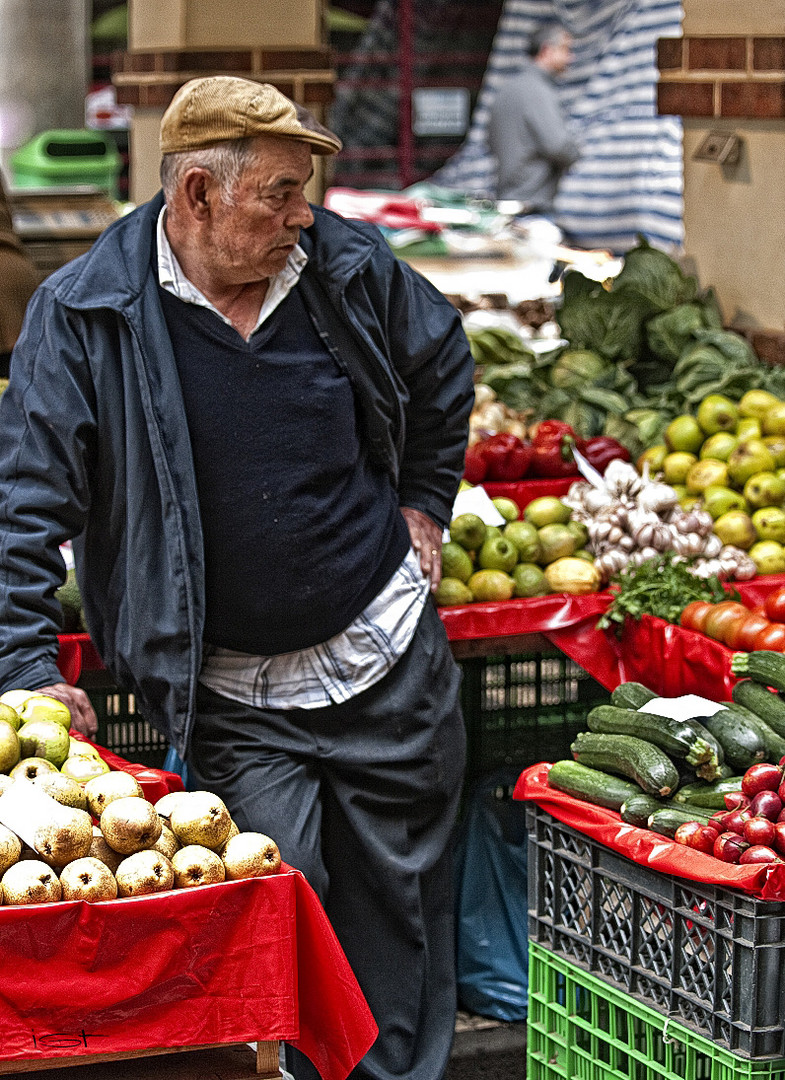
[528,942,785,1080]
[458,651,610,782]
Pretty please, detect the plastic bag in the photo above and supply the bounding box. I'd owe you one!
[453,770,529,1022]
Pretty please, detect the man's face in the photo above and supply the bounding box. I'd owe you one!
[543,33,573,75]
[201,136,315,287]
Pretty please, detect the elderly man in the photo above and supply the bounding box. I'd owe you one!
[0,78,474,1080]
[488,22,580,220]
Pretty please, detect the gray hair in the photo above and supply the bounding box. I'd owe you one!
[159,138,259,204]
[527,22,568,58]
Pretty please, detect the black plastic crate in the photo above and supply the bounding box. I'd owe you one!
[526,802,785,1060]
[459,651,610,781]
[84,682,170,770]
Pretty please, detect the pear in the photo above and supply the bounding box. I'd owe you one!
[68,737,102,760]
[150,822,180,860]
[17,718,70,768]
[61,754,110,785]
[169,791,232,851]
[59,857,118,902]
[100,796,162,855]
[33,806,93,868]
[216,819,240,857]
[1,859,62,904]
[221,832,282,881]
[0,689,35,713]
[84,770,143,818]
[0,720,20,774]
[0,703,20,731]
[115,849,174,897]
[10,757,58,781]
[17,695,71,731]
[88,826,123,874]
[0,823,21,875]
[171,844,225,888]
[31,771,89,812]
[153,789,210,825]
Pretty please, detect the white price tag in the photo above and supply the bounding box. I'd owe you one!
[638,695,728,722]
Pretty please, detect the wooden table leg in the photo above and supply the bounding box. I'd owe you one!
[256,1041,281,1078]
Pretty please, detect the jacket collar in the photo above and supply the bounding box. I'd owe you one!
[47,194,378,312]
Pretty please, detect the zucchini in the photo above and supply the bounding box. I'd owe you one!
[732,678,785,738]
[620,793,671,827]
[731,650,785,694]
[571,731,680,797]
[610,682,658,710]
[647,805,714,839]
[722,701,785,763]
[586,704,717,767]
[702,709,766,771]
[547,759,640,810]
[672,776,744,810]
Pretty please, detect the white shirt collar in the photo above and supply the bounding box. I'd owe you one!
[156,205,308,336]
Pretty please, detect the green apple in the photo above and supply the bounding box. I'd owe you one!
[503,520,541,562]
[477,536,519,573]
[17,718,71,768]
[743,471,785,510]
[713,509,757,550]
[662,452,697,486]
[696,394,739,435]
[18,694,71,731]
[727,439,776,488]
[703,485,748,520]
[749,540,785,575]
[685,458,728,495]
[699,432,738,462]
[449,513,487,551]
[752,506,785,544]
[665,414,704,454]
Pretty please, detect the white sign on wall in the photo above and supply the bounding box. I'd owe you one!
[411,88,470,137]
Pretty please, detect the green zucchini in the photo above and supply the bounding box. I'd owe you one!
[571,731,680,797]
[702,709,766,771]
[672,776,744,810]
[732,678,785,738]
[610,682,658,710]
[722,702,785,763]
[619,793,671,827]
[547,759,641,810]
[731,650,785,694]
[586,704,717,767]
[647,805,714,839]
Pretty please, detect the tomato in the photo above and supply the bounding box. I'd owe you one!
[752,622,785,652]
[743,816,777,847]
[703,601,752,645]
[679,601,714,633]
[764,586,785,623]
[731,613,772,652]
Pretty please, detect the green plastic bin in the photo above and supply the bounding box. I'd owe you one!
[10,130,122,199]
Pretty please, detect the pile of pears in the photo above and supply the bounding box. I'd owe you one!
[0,689,282,905]
[639,390,785,576]
[436,495,600,606]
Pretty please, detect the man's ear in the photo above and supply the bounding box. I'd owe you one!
[181,168,214,221]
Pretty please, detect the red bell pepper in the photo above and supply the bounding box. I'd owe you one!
[480,432,533,481]
[463,443,489,484]
[575,435,631,475]
[529,421,580,479]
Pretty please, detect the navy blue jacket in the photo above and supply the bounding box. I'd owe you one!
[0,194,474,755]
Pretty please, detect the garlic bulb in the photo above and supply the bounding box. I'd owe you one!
[636,481,680,516]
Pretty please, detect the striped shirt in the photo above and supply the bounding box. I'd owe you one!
[156,209,429,709]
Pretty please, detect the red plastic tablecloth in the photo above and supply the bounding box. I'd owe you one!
[0,865,378,1077]
[515,761,785,903]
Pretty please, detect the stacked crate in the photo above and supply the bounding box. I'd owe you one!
[113,0,334,204]
[526,801,785,1078]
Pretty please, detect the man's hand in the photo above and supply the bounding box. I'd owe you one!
[401,507,443,592]
[33,683,99,739]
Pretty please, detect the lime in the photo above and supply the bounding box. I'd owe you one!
[512,563,551,597]
[433,578,473,607]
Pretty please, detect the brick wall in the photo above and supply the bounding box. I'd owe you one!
[657,35,785,119]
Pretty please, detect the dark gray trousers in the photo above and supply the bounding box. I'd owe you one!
[187,600,467,1080]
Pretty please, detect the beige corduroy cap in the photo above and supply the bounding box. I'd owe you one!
[160,76,342,156]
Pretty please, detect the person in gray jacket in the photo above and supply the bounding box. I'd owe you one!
[488,22,580,219]
[0,77,474,1080]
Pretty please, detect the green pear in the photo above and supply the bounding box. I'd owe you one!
[449,513,487,551]
[743,471,785,510]
[749,540,785,575]
[523,497,571,528]
[727,439,776,488]
[696,394,739,435]
[752,506,785,544]
[17,718,70,768]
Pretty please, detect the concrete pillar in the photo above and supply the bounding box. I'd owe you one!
[0,0,90,174]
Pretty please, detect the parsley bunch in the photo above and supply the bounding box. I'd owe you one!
[597,552,734,634]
